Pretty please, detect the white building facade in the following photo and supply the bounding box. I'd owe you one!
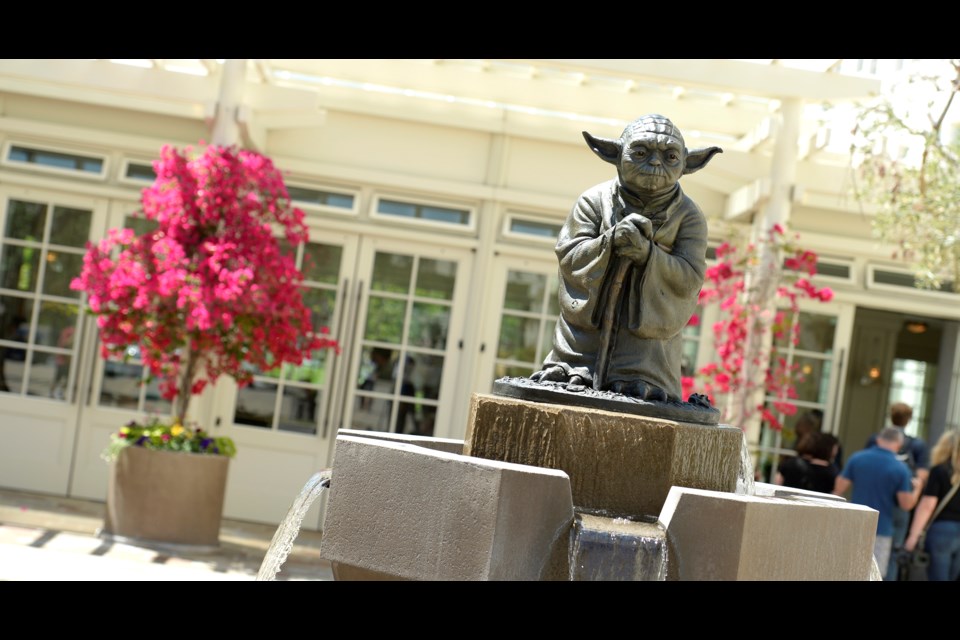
[0,59,957,529]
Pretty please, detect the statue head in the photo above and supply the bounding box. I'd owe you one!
[583,114,722,197]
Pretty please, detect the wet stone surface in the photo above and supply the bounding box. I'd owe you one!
[492,376,720,426]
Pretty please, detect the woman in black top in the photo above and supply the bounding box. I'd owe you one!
[904,429,960,581]
[775,432,839,494]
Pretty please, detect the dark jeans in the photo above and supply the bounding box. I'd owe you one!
[885,507,909,581]
[925,520,960,581]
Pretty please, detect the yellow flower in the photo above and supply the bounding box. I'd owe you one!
[171,425,185,437]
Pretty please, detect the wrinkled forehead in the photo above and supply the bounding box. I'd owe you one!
[622,116,685,148]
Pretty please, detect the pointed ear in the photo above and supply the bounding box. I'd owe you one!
[583,131,622,166]
[684,146,723,174]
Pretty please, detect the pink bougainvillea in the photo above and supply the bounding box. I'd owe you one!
[72,144,339,422]
[683,225,833,431]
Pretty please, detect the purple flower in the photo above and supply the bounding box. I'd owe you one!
[200,438,212,449]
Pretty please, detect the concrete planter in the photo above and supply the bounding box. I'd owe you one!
[103,446,230,548]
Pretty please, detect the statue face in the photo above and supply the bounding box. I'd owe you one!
[619,131,686,195]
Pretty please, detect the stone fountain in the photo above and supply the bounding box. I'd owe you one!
[310,115,880,581]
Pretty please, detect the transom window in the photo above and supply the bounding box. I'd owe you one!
[3,143,106,179]
[373,196,474,231]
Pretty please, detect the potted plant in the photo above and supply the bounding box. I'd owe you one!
[72,143,338,547]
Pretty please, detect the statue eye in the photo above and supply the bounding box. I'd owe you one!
[666,151,680,163]
[633,148,647,158]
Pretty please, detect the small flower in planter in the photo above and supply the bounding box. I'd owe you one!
[103,415,237,462]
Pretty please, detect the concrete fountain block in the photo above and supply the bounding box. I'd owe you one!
[464,393,743,518]
[658,486,878,581]
[337,428,464,455]
[319,434,574,581]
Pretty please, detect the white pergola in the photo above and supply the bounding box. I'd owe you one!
[0,59,883,223]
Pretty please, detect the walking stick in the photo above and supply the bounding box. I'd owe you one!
[593,256,632,391]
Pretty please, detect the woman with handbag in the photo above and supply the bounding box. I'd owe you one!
[903,429,960,581]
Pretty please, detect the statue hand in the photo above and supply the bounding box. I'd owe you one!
[614,217,644,248]
[617,236,650,264]
[621,213,653,239]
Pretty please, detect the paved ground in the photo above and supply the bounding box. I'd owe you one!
[0,488,334,581]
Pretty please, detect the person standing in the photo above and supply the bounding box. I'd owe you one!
[834,426,923,578]
[775,432,839,494]
[903,429,960,581]
[864,402,930,579]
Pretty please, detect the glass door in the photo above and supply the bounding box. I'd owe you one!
[340,237,472,441]
[0,189,104,495]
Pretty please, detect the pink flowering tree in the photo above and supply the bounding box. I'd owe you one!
[682,224,834,432]
[71,144,339,425]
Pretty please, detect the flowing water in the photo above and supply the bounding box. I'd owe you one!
[736,431,756,496]
[256,469,332,582]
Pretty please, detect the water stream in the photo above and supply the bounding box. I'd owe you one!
[256,469,332,582]
[736,430,756,496]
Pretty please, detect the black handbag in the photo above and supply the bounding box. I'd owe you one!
[896,541,931,581]
[896,479,960,581]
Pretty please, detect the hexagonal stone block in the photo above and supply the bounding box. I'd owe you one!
[336,428,463,455]
[658,486,878,581]
[464,393,743,518]
[320,434,574,580]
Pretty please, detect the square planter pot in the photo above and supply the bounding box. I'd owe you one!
[103,446,230,548]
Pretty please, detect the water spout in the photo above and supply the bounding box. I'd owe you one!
[256,469,332,582]
[736,431,756,496]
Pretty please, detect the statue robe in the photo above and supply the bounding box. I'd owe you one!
[541,179,707,401]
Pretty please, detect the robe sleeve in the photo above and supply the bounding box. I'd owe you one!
[554,189,616,330]
[626,204,707,339]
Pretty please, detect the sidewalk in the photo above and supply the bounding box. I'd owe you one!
[0,487,334,581]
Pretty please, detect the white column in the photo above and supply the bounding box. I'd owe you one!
[209,59,248,147]
[739,98,803,450]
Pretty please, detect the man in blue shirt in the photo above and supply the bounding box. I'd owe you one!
[834,426,922,579]
[864,402,930,579]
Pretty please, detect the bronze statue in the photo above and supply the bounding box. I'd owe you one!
[529,114,721,405]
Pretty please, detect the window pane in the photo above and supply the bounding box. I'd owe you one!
[497,315,540,361]
[774,311,836,353]
[0,347,25,393]
[99,360,142,409]
[792,356,832,404]
[125,162,156,182]
[409,302,449,350]
[35,302,78,348]
[235,381,277,429]
[509,218,562,239]
[302,287,337,335]
[26,350,58,399]
[4,200,47,242]
[0,295,32,349]
[377,199,470,226]
[124,215,157,237]
[302,243,342,285]
[8,146,103,173]
[409,353,443,401]
[415,258,456,300]
[41,251,84,298]
[370,252,412,294]
[277,386,319,435]
[287,186,354,210]
[50,352,72,401]
[49,207,92,248]
[284,349,331,386]
[0,245,41,292]
[364,296,406,343]
[504,271,547,312]
[357,347,399,395]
